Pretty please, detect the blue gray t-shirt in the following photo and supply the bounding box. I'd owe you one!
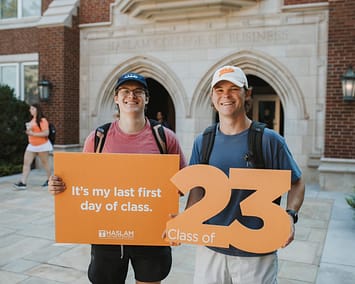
[189,123,302,257]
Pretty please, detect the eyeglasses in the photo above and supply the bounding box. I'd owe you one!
[117,88,146,97]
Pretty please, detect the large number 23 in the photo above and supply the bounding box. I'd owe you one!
[166,165,291,253]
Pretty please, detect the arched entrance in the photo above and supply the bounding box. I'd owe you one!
[192,50,308,141]
[146,78,175,131]
[248,75,284,136]
[91,55,188,135]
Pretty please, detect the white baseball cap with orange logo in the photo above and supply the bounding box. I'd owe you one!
[211,66,248,89]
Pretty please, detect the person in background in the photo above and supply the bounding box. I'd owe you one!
[186,65,305,284]
[156,111,171,129]
[261,107,274,129]
[48,72,187,284]
[13,103,52,190]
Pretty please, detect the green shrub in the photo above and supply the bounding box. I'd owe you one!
[0,84,30,176]
[346,191,355,209]
[346,188,355,219]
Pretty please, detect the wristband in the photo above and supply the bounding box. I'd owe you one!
[286,209,298,224]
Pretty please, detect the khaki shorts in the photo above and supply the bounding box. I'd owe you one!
[193,246,278,284]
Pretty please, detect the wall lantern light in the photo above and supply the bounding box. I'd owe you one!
[341,66,355,101]
[38,77,52,101]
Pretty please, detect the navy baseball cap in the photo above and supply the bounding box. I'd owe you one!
[114,72,148,90]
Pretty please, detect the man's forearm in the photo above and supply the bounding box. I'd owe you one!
[286,177,305,211]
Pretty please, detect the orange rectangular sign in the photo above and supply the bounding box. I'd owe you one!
[54,152,180,245]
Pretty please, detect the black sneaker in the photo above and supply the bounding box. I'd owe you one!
[13,182,27,190]
[42,180,49,187]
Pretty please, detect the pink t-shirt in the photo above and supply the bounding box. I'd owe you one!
[83,119,187,169]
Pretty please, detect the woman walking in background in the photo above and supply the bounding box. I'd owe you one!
[13,103,52,190]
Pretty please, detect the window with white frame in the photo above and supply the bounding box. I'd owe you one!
[0,64,18,94]
[0,62,38,103]
[0,0,41,19]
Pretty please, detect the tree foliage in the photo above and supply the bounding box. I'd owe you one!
[0,84,30,176]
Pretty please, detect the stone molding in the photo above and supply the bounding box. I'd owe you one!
[37,0,79,28]
[319,158,355,192]
[117,0,257,22]
[319,158,355,174]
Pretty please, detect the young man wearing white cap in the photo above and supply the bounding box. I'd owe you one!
[186,66,305,283]
[48,72,187,284]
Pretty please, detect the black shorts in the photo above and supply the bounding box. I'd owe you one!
[88,244,172,284]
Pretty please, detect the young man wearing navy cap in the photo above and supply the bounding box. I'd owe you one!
[49,72,187,284]
[186,66,305,283]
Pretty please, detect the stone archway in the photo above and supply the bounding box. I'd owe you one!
[191,50,308,123]
[91,55,188,132]
[189,50,309,169]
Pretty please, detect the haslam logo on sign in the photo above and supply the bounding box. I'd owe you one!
[98,229,134,240]
[54,152,180,246]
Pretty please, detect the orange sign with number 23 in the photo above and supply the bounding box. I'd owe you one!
[166,165,291,253]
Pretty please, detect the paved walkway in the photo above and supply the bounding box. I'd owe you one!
[0,169,354,283]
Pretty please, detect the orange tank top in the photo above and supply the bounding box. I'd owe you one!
[28,118,49,146]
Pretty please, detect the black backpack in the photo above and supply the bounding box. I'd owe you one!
[48,123,56,145]
[200,121,266,168]
[94,119,167,154]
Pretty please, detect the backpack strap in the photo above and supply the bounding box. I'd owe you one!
[149,119,167,154]
[94,120,167,154]
[248,121,281,205]
[247,121,266,168]
[200,122,266,167]
[94,123,112,153]
[200,124,217,164]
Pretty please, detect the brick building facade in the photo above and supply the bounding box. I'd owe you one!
[0,0,354,191]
